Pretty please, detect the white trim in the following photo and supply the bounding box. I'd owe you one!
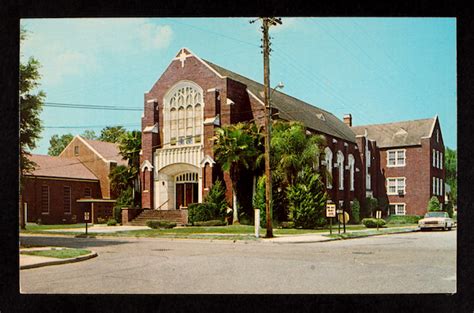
[389,203,406,216]
[174,47,225,79]
[427,115,438,138]
[207,88,219,92]
[332,139,338,144]
[141,160,154,172]
[76,136,111,163]
[386,177,406,195]
[143,123,159,133]
[386,149,406,167]
[226,98,235,105]
[200,155,216,168]
[146,99,157,103]
[246,89,265,106]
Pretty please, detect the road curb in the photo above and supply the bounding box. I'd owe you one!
[319,228,420,241]
[20,251,98,270]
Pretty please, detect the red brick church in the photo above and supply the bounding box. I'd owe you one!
[138,48,446,222]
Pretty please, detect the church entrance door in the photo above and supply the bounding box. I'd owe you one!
[175,172,199,209]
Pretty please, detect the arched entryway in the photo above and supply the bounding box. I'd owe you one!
[175,172,199,209]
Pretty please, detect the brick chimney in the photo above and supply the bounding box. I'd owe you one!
[343,114,352,127]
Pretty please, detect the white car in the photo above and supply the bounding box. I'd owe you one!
[418,211,454,231]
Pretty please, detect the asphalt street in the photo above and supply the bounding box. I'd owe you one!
[20,230,456,294]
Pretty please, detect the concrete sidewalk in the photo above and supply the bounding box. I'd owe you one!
[43,225,150,234]
[20,247,97,270]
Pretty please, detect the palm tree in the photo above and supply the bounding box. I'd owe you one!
[117,130,142,206]
[212,123,260,224]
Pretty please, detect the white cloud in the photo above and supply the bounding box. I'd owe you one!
[20,18,173,87]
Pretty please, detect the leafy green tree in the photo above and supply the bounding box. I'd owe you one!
[351,198,361,224]
[270,120,325,222]
[253,175,268,226]
[99,126,126,143]
[445,147,457,204]
[213,122,260,224]
[204,179,228,218]
[109,130,141,205]
[287,167,327,228]
[19,28,45,229]
[427,196,441,212]
[47,133,73,156]
[365,197,379,218]
[81,129,98,140]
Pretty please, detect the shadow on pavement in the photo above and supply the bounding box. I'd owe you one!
[20,235,132,249]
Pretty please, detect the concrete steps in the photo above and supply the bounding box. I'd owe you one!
[128,209,188,226]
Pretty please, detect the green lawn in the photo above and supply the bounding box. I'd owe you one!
[20,248,91,259]
[24,223,87,231]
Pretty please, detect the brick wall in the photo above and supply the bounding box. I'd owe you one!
[61,137,112,198]
[22,176,102,224]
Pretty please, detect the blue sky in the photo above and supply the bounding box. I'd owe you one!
[20,18,456,154]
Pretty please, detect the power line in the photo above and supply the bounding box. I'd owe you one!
[44,102,143,111]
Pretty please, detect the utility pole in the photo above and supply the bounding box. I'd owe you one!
[251,17,282,238]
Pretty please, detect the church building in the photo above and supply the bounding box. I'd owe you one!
[138,48,445,223]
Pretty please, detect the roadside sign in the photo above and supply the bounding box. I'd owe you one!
[326,204,336,217]
[338,211,350,224]
[336,209,343,214]
[376,210,382,219]
[84,212,90,221]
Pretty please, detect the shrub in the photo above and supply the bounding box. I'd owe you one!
[253,176,267,226]
[97,217,107,224]
[362,218,386,228]
[194,220,227,226]
[188,180,228,224]
[279,221,295,229]
[114,207,122,224]
[386,215,421,224]
[188,203,214,224]
[287,167,327,229]
[427,196,441,212]
[351,199,361,224]
[445,200,454,218]
[107,218,117,226]
[364,197,378,218]
[146,220,177,229]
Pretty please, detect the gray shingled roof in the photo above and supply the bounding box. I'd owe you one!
[203,60,356,143]
[351,117,436,148]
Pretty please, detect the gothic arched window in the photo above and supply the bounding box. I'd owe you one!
[348,154,355,191]
[324,147,333,189]
[164,81,204,146]
[337,150,344,190]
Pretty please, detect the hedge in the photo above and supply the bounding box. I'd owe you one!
[362,218,386,228]
[146,220,177,229]
[386,215,422,224]
[193,220,227,226]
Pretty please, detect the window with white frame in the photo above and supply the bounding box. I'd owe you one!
[440,152,443,169]
[387,149,405,167]
[324,147,333,189]
[437,150,441,168]
[440,178,443,195]
[389,203,406,216]
[348,154,355,191]
[387,178,406,195]
[366,173,371,190]
[433,149,436,167]
[433,177,436,195]
[366,149,371,167]
[165,82,203,146]
[337,151,344,190]
[436,129,439,142]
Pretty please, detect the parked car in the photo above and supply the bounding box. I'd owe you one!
[418,211,454,231]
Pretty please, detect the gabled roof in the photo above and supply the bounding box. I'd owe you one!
[26,154,99,180]
[202,59,356,143]
[351,117,436,148]
[80,137,128,166]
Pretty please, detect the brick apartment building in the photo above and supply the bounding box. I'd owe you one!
[21,136,126,224]
[136,48,445,222]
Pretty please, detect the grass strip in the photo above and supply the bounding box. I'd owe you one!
[21,248,91,259]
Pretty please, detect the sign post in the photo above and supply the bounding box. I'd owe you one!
[84,211,90,236]
[376,210,382,231]
[336,209,343,234]
[326,203,336,235]
[254,208,260,238]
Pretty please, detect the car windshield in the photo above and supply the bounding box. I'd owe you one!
[425,212,448,218]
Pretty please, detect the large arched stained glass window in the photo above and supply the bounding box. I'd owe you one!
[165,82,203,146]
